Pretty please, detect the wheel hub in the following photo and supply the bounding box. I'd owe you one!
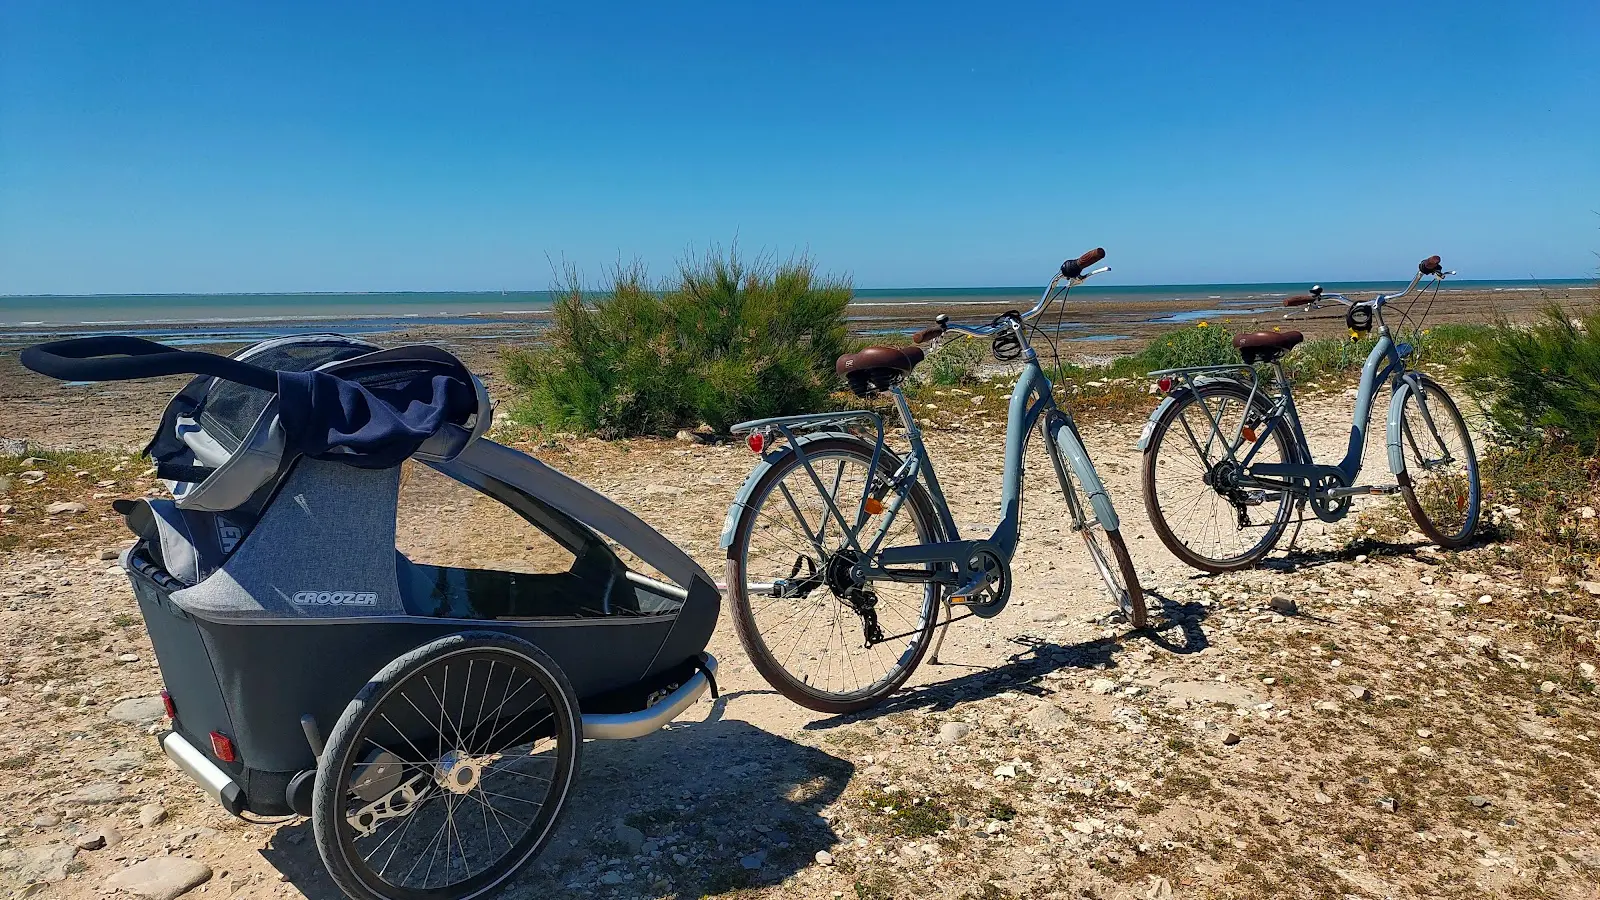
[436,750,488,795]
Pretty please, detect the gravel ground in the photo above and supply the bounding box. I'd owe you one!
[1,359,1598,899]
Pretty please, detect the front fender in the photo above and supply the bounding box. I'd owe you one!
[718,431,899,551]
[1385,372,1428,476]
[1054,422,1119,531]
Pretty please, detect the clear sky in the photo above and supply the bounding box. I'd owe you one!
[2,1,1597,294]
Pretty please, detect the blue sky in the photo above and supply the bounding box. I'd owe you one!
[2,1,1597,294]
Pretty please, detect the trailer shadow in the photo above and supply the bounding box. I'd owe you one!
[257,706,851,898]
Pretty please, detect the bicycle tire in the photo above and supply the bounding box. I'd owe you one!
[1052,425,1147,626]
[1396,375,1480,548]
[1141,380,1295,573]
[725,437,942,714]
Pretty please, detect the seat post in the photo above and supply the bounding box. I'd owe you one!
[888,386,920,437]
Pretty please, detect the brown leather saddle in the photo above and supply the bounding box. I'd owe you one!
[1233,330,1304,364]
[835,345,925,396]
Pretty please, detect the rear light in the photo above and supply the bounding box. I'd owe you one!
[747,432,765,453]
[1157,377,1173,393]
[160,690,176,719]
[209,731,237,763]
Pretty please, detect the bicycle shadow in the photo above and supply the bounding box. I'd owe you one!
[801,597,1212,729]
[256,699,851,898]
[1264,535,1433,573]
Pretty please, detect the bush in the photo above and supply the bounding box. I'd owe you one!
[1108,321,1240,376]
[504,252,854,437]
[923,337,988,387]
[1459,304,1600,453]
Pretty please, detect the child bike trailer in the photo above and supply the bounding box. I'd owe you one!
[20,334,721,900]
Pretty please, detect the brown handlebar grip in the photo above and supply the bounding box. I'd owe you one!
[1419,255,1443,275]
[911,325,946,343]
[1061,247,1105,278]
[1284,295,1316,306]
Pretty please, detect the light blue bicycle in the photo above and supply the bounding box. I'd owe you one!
[719,250,1144,713]
[1138,255,1481,573]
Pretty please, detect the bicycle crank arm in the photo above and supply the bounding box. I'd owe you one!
[1322,484,1401,498]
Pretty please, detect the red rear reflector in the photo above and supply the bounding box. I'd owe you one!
[210,731,236,763]
[1157,377,1173,393]
[160,690,176,719]
[863,497,885,515]
[747,432,765,453]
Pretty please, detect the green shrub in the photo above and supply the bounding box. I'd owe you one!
[503,252,853,437]
[1108,321,1240,376]
[1459,304,1600,452]
[922,337,988,387]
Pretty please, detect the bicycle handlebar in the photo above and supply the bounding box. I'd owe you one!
[20,336,281,392]
[1282,255,1455,319]
[915,250,1109,342]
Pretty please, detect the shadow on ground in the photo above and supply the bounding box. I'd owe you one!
[803,597,1212,729]
[258,707,851,898]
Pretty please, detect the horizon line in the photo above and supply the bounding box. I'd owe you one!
[3,274,1594,300]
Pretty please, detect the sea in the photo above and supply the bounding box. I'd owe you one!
[0,280,1587,348]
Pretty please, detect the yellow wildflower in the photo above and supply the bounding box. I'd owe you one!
[1197,321,1209,328]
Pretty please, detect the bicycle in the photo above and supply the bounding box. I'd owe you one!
[1137,255,1481,573]
[719,249,1144,713]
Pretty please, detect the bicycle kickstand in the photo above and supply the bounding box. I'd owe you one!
[928,591,955,665]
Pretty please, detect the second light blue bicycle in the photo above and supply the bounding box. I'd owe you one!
[1137,255,1482,573]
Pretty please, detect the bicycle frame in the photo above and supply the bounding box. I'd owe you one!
[1139,269,1452,508]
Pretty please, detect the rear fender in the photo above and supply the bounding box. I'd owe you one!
[1136,376,1240,451]
[719,431,902,550]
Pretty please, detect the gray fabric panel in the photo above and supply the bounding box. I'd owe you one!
[171,459,405,620]
[446,440,714,592]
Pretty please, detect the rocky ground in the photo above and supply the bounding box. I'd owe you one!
[1,357,1598,900]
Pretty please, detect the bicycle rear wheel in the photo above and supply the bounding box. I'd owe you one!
[1141,380,1295,573]
[1396,375,1480,548]
[725,438,941,714]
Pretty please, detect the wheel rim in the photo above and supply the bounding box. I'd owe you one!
[335,647,575,899]
[1061,470,1135,621]
[736,448,937,702]
[1148,389,1291,566]
[1402,385,1479,543]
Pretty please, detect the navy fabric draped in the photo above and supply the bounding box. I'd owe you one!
[276,369,477,469]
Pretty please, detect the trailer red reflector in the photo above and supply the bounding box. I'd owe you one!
[160,690,176,719]
[210,731,237,763]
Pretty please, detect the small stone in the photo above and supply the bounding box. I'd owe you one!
[1268,596,1298,616]
[1467,795,1493,809]
[1377,797,1399,814]
[1348,685,1373,701]
[993,763,1018,779]
[1314,700,1342,713]
[100,548,121,560]
[1417,746,1436,758]
[1580,662,1596,679]
[109,697,167,727]
[75,833,106,851]
[0,843,76,884]
[1027,703,1071,731]
[116,654,140,664]
[985,820,1005,835]
[1579,581,1600,597]
[1416,728,1433,739]
[815,850,835,865]
[672,853,689,865]
[137,804,167,828]
[104,857,212,900]
[90,750,144,774]
[938,722,972,744]
[19,470,46,485]
[1314,790,1333,804]
[1089,678,1117,695]
[739,851,766,870]
[613,823,645,855]
[69,782,125,805]
[1221,730,1241,746]
[599,872,623,885]
[1539,681,1559,695]
[32,814,62,828]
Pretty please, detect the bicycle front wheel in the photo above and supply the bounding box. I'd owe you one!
[1141,380,1295,573]
[1397,376,1480,548]
[725,438,942,714]
[1051,424,1146,627]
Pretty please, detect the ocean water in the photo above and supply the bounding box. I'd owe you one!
[0,279,1587,340]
